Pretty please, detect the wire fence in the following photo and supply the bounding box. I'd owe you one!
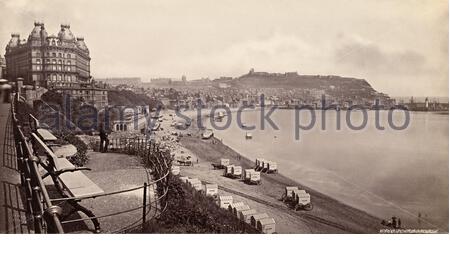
[10,93,171,233]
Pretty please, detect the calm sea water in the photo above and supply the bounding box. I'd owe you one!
[204,109,449,230]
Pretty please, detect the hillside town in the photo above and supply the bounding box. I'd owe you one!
[1,2,449,254]
[0,20,448,237]
[0,22,446,116]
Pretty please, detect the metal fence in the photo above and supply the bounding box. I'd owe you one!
[11,95,64,233]
[11,94,171,233]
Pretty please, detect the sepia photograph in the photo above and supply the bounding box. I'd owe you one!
[0,0,449,252]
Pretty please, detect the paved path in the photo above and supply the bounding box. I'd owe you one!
[61,151,156,233]
[0,102,30,233]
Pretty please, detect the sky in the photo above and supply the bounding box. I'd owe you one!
[0,0,448,96]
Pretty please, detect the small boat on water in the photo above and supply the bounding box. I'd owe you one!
[202,129,214,139]
[215,111,226,122]
[245,132,253,139]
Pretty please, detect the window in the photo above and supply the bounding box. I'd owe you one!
[58,60,62,65]
[67,54,71,58]
[57,66,61,71]
[53,65,56,71]
[51,40,56,46]
[46,59,50,63]
[67,66,71,71]
[36,59,41,64]
[57,75,61,81]
[52,59,56,64]
[52,53,56,57]
[58,53,62,58]
[52,75,56,81]
[68,76,71,82]
[67,61,71,65]
[36,66,41,71]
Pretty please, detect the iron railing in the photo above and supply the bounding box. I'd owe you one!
[10,94,171,233]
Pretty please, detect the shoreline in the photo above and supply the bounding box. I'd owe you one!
[179,134,383,233]
[158,108,446,233]
[172,110,385,233]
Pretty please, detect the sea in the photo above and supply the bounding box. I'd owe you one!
[202,108,449,231]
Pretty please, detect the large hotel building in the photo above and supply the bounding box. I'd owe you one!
[4,22,108,108]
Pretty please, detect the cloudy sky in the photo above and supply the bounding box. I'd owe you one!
[0,0,448,96]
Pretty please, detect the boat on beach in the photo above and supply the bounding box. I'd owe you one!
[202,129,214,139]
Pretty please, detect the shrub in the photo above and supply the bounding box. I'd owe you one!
[141,176,259,234]
[53,131,89,166]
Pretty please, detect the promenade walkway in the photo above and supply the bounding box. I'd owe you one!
[0,102,29,233]
[1,101,156,233]
[63,151,156,233]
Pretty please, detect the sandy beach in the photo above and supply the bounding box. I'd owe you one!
[152,109,384,233]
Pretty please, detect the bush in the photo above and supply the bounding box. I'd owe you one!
[141,176,259,234]
[53,131,89,166]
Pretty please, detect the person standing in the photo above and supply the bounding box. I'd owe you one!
[99,124,109,153]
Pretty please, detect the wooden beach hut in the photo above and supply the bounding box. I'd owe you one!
[243,169,255,181]
[204,184,218,197]
[283,186,298,202]
[257,218,276,234]
[233,205,251,218]
[228,201,245,213]
[217,195,233,209]
[232,166,242,178]
[249,171,261,185]
[187,178,202,191]
[224,165,234,177]
[267,161,278,174]
[239,209,258,224]
[250,213,269,228]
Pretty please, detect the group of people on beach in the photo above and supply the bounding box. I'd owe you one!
[381,216,402,229]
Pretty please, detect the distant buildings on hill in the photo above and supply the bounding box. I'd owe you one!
[96,77,142,87]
